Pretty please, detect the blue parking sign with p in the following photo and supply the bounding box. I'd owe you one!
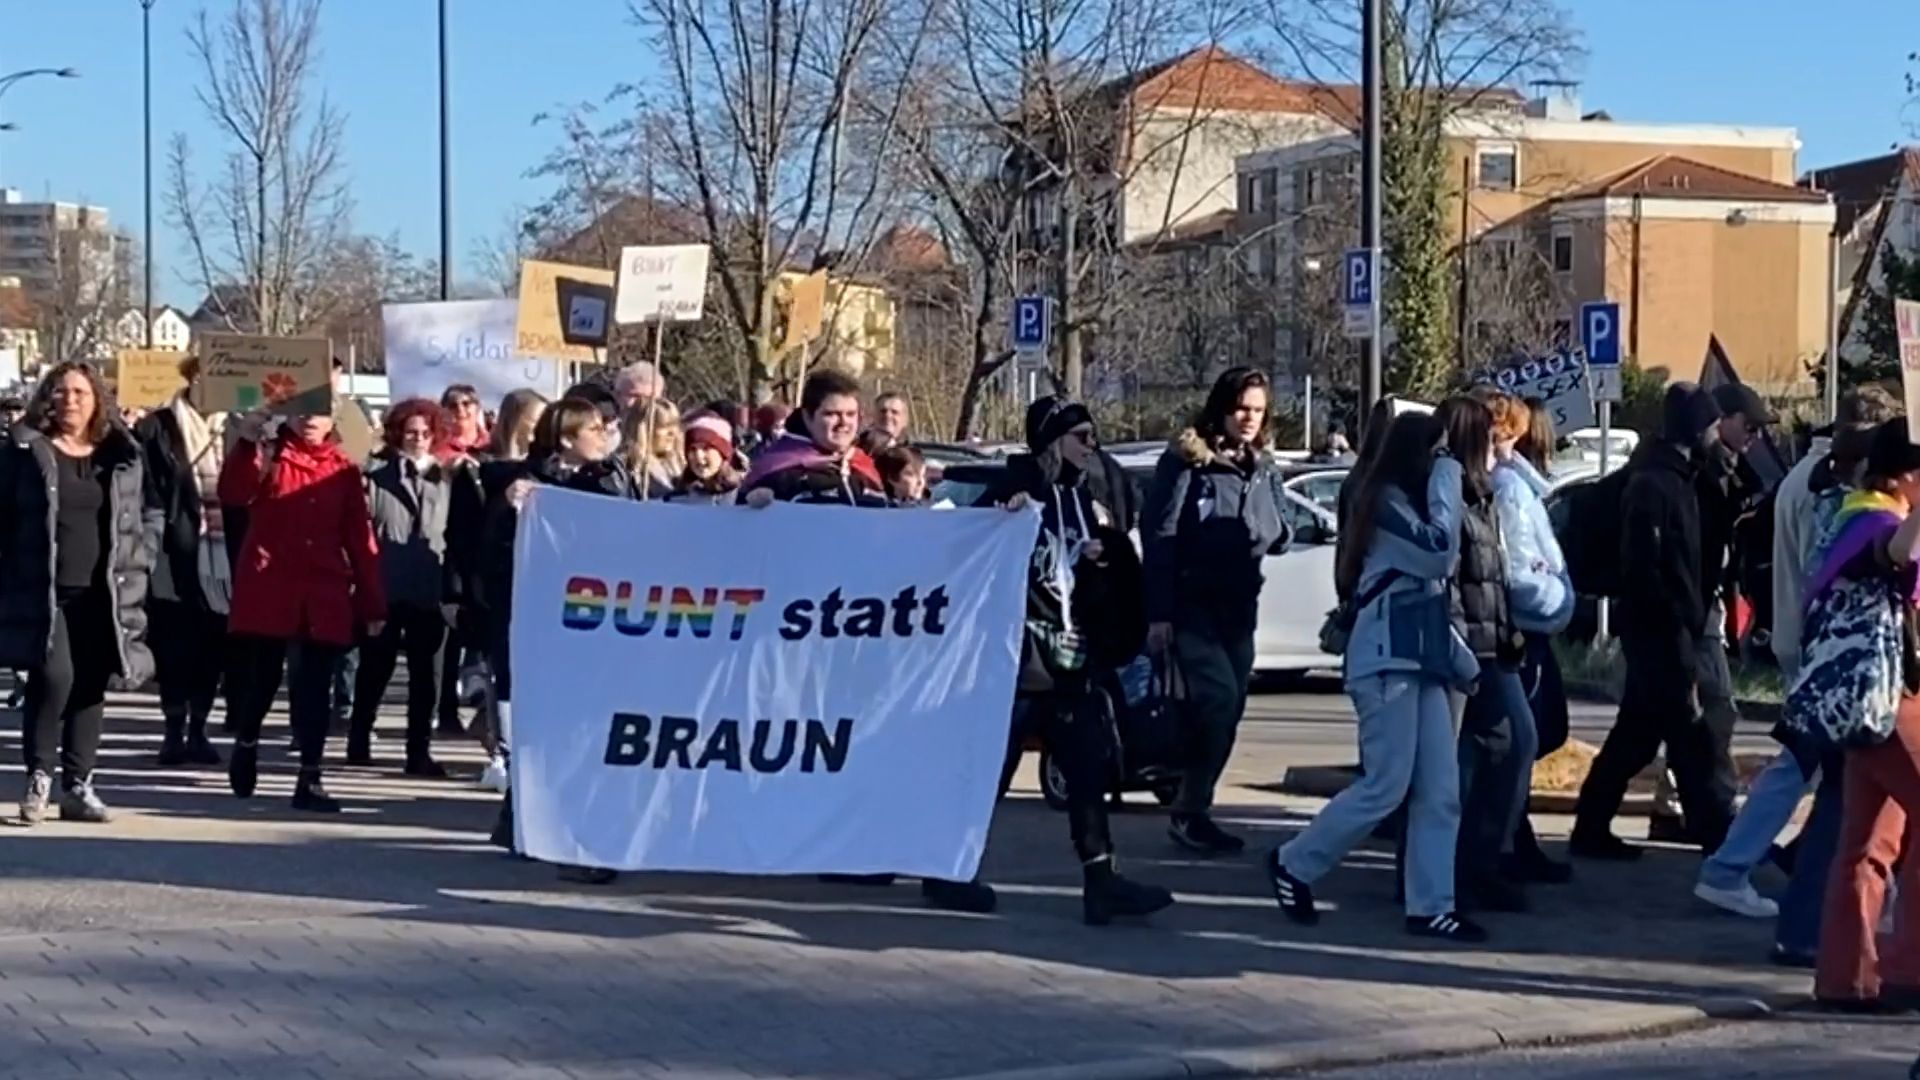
[1581,301,1620,365]
[1342,248,1374,306]
[1013,296,1049,352]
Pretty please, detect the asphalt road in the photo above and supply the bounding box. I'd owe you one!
[1236,678,1781,771]
[1302,1013,1920,1078]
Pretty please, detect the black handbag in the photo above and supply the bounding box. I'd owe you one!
[1318,570,1402,656]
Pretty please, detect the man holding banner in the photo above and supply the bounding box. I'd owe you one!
[737,370,998,912]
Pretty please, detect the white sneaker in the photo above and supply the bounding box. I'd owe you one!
[1694,880,1779,918]
[480,754,509,793]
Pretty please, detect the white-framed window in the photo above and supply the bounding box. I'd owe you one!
[1551,226,1574,274]
[1476,143,1518,191]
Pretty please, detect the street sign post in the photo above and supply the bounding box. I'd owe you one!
[1342,248,1376,339]
[1581,301,1622,403]
[1580,299,1623,641]
[1012,296,1050,399]
[1012,296,1050,355]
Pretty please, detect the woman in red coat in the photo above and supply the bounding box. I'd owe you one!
[218,409,386,812]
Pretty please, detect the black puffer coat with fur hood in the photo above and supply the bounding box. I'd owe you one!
[1141,428,1291,635]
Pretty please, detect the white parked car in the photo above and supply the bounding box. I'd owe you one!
[934,455,1345,674]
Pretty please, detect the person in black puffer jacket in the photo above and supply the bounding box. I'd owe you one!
[0,362,159,826]
[1435,394,1534,915]
[1142,367,1290,855]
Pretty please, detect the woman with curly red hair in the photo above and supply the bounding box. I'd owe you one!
[345,397,455,776]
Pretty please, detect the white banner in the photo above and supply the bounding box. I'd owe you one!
[509,489,1039,878]
[614,243,710,324]
[382,299,563,410]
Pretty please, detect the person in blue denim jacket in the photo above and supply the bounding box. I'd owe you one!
[1265,411,1486,943]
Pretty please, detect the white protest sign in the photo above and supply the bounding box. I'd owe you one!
[509,490,1038,878]
[1898,299,1920,443]
[1471,350,1594,431]
[614,243,710,324]
[382,299,563,410]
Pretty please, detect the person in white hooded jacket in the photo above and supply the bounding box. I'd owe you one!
[1491,397,1575,884]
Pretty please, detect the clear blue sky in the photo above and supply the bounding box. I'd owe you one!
[1,0,1914,308]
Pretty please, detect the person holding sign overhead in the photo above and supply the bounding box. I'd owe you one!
[0,362,159,825]
[218,405,387,813]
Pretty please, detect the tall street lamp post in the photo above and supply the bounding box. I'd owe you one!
[439,0,451,301]
[143,1,159,347]
[1359,0,1383,414]
[0,68,82,192]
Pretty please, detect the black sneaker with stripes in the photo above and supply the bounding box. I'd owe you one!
[1264,850,1318,925]
[1406,912,1488,943]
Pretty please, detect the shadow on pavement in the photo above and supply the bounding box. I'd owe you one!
[0,700,1810,1079]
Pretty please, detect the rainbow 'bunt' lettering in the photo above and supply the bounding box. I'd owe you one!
[562,577,609,629]
[563,576,767,641]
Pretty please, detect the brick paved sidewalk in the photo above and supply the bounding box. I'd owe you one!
[0,699,1809,1080]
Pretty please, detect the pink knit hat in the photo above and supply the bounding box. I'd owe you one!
[683,411,735,459]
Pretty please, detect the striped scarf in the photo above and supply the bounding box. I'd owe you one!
[171,395,232,615]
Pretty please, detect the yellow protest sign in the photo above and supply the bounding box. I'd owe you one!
[191,333,333,416]
[333,394,378,466]
[778,270,828,357]
[114,349,188,409]
[515,260,618,364]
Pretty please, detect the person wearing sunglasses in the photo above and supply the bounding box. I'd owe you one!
[976,396,1175,926]
[437,385,490,464]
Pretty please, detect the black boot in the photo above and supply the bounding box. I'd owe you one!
[185,720,222,766]
[1460,874,1528,914]
[345,733,374,767]
[159,713,189,766]
[1502,830,1573,885]
[490,792,515,851]
[921,877,997,914]
[291,770,341,813]
[229,740,259,798]
[1082,857,1174,926]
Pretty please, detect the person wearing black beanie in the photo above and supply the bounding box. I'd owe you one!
[977,395,1175,925]
[1572,381,1732,860]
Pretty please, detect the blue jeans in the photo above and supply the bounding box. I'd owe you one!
[1699,750,1811,892]
[1456,665,1537,887]
[1777,756,1845,956]
[1282,672,1461,918]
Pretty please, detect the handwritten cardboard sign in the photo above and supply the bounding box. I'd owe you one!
[613,244,710,325]
[114,349,188,410]
[191,333,333,416]
[1898,299,1920,443]
[515,260,617,364]
[1469,349,1595,432]
[333,394,378,466]
[778,270,828,356]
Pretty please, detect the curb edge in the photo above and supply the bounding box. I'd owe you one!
[940,993,1795,1080]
